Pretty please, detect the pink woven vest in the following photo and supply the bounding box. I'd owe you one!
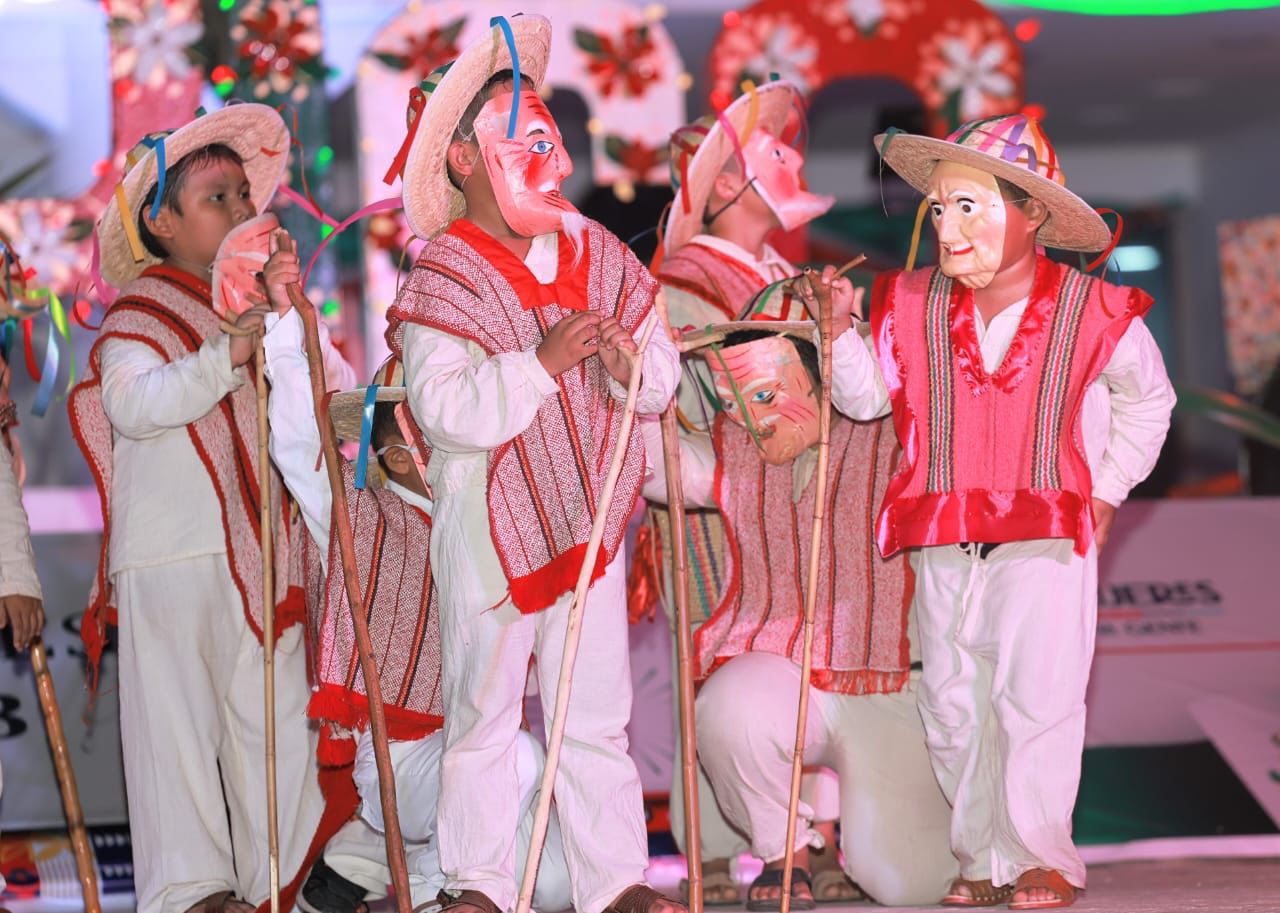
[870,256,1152,556]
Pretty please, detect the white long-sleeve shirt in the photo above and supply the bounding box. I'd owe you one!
[402,230,680,610]
[0,436,42,600]
[99,315,356,575]
[830,299,1175,508]
[263,309,432,574]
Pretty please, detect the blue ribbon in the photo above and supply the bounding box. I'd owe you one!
[31,315,60,418]
[490,16,521,139]
[143,135,168,220]
[354,383,380,490]
[0,318,14,364]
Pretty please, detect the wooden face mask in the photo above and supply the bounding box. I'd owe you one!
[707,335,820,465]
[211,212,279,317]
[925,161,1009,290]
[473,89,578,237]
[742,131,833,231]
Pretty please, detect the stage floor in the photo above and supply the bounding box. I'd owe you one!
[4,856,1278,912]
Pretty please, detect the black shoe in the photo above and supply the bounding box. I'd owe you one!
[297,858,369,913]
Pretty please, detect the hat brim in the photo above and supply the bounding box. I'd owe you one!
[401,16,553,240]
[99,104,290,289]
[664,82,799,257]
[678,319,814,353]
[873,131,1112,253]
[328,386,407,442]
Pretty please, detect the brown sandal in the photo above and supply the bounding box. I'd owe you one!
[940,878,1014,907]
[604,884,684,913]
[1008,869,1077,910]
[679,868,741,907]
[437,889,502,913]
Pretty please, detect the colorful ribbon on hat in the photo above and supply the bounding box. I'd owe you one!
[490,16,522,139]
[383,87,429,186]
[354,383,380,490]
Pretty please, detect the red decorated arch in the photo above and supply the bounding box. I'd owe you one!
[707,0,1024,136]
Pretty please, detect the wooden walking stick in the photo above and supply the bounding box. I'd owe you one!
[778,279,837,913]
[254,335,282,913]
[30,638,102,913]
[515,318,659,913]
[658,401,703,913]
[289,282,414,913]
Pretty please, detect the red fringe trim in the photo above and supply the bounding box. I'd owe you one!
[307,682,443,742]
[506,541,608,615]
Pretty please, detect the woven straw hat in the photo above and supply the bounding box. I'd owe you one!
[98,104,290,288]
[874,114,1111,253]
[664,81,800,257]
[328,357,407,442]
[399,15,553,240]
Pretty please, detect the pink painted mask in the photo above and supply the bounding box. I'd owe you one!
[706,335,819,465]
[743,131,833,232]
[211,212,279,317]
[473,90,578,237]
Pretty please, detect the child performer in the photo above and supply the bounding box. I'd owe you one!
[69,106,352,913]
[384,16,681,913]
[806,114,1175,909]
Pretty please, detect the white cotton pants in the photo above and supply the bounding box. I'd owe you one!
[666,660,838,863]
[334,729,572,911]
[912,540,1097,890]
[696,652,956,907]
[433,550,649,913]
[114,553,323,913]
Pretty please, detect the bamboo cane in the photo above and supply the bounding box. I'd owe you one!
[254,338,281,913]
[289,283,413,913]
[658,403,703,913]
[778,285,835,913]
[515,319,658,913]
[30,638,102,913]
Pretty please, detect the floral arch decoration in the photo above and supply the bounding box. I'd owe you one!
[707,0,1025,137]
[0,0,331,411]
[356,0,688,350]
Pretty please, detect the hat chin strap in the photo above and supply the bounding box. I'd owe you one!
[705,176,759,226]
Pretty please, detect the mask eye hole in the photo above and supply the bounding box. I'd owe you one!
[929,203,943,219]
[530,139,555,155]
[750,389,775,405]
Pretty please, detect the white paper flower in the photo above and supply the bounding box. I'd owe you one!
[117,0,204,87]
[936,38,1015,120]
[742,24,818,94]
[845,0,886,32]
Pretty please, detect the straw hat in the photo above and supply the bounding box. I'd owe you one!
[874,114,1111,253]
[677,320,814,354]
[327,357,407,442]
[400,15,553,240]
[664,81,800,257]
[98,103,290,288]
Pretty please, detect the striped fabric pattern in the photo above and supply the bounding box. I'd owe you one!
[924,268,955,493]
[1032,267,1094,490]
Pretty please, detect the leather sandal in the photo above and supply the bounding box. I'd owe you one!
[940,878,1014,907]
[745,867,816,913]
[1009,869,1078,910]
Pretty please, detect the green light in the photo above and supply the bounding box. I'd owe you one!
[218,0,236,10]
[321,299,340,317]
[316,146,334,168]
[215,81,235,98]
[996,0,1279,13]
[320,224,335,240]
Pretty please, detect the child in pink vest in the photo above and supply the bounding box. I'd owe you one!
[802,114,1175,909]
